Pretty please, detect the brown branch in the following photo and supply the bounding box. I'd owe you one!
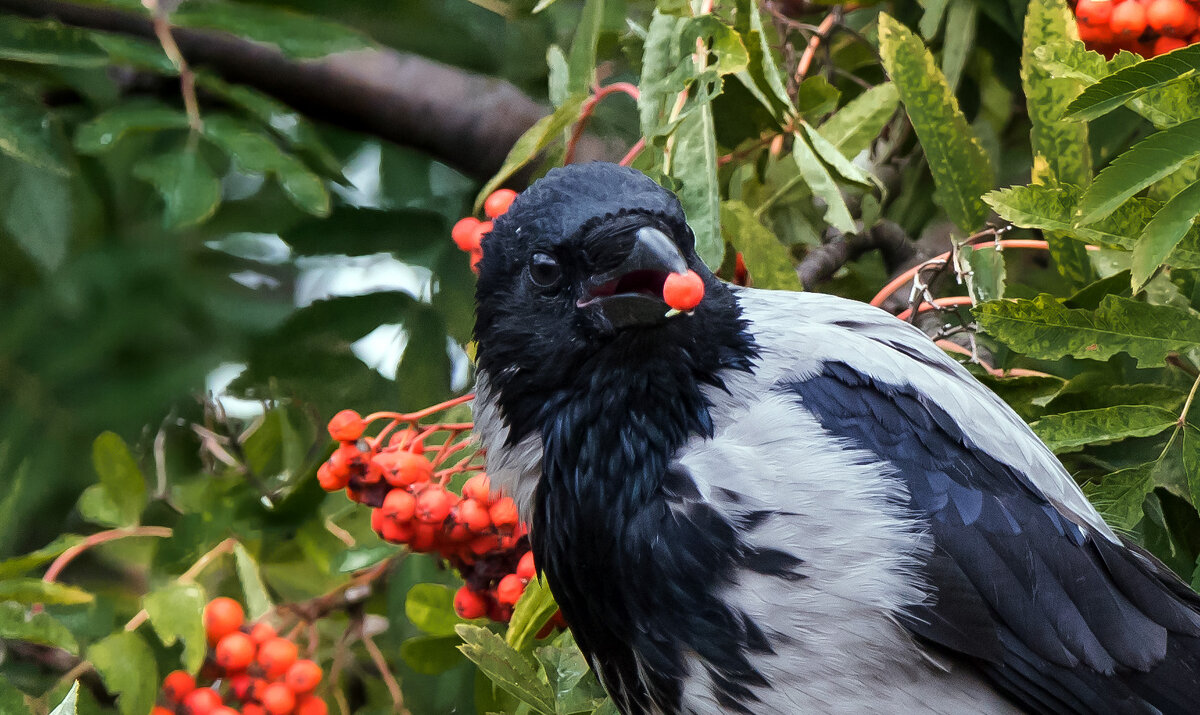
[796,220,915,288]
[0,0,619,181]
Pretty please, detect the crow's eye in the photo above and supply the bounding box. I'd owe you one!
[529,253,562,288]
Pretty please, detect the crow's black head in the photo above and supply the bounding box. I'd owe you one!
[474,162,752,444]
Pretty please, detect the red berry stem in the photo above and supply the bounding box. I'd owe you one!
[563,82,641,165]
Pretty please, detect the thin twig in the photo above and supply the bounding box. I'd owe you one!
[362,628,406,713]
[42,527,173,585]
[142,0,202,133]
[564,82,639,165]
[794,11,838,84]
[124,537,238,632]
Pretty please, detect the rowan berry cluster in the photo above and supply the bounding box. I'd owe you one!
[1075,0,1200,56]
[151,597,326,715]
[451,188,517,272]
[317,403,565,630]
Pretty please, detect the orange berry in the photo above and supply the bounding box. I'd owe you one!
[662,270,705,311]
[382,488,418,522]
[328,442,362,474]
[470,248,484,273]
[469,533,500,555]
[1148,0,1198,36]
[162,669,195,702]
[496,573,526,606]
[411,522,438,551]
[249,621,277,645]
[228,673,255,700]
[454,586,488,619]
[1153,34,1189,52]
[211,708,239,715]
[327,409,365,442]
[461,474,491,503]
[516,551,536,581]
[451,217,483,251]
[1076,0,1115,26]
[383,451,433,487]
[203,597,244,643]
[284,659,323,694]
[415,484,454,523]
[215,631,256,671]
[295,695,329,715]
[484,189,518,218]
[380,518,415,543]
[260,682,296,715]
[1110,0,1148,40]
[242,705,267,715]
[316,460,350,491]
[182,687,223,714]
[152,708,175,715]
[488,497,519,530]
[388,428,425,455]
[457,498,491,532]
[470,221,493,250]
[256,637,298,679]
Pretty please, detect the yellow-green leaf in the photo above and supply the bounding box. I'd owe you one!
[0,602,78,653]
[1065,44,1200,122]
[721,201,802,290]
[673,104,724,268]
[1132,180,1200,291]
[144,582,207,673]
[1031,405,1179,452]
[818,83,899,158]
[506,578,560,652]
[475,95,587,212]
[88,632,157,715]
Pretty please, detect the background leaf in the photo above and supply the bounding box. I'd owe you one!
[88,632,157,715]
[144,582,207,673]
[1066,44,1200,122]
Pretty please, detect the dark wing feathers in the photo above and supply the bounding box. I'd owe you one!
[785,361,1200,714]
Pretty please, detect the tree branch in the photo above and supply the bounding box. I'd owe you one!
[796,219,915,288]
[0,0,618,181]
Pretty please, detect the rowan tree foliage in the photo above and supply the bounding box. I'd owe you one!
[2,0,1199,713]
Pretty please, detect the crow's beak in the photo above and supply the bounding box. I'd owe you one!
[577,227,689,329]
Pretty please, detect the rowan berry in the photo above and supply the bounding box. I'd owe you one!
[152,707,175,715]
[382,488,418,522]
[411,523,439,551]
[1076,0,1114,26]
[1153,34,1189,52]
[663,270,705,311]
[242,705,267,715]
[415,484,454,523]
[496,573,526,606]
[1148,0,1198,36]
[249,621,277,645]
[211,708,239,715]
[388,428,425,455]
[328,442,362,474]
[454,585,488,619]
[296,695,330,715]
[489,497,519,530]
[327,409,365,442]
[470,249,484,273]
[203,597,244,643]
[256,637,299,679]
[469,533,500,555]
[182,687,223,714]
[285,659,324,694]
[470,221,493,250]
[517,551,537,581]
[1110,0,1148,40]
[457,498,491,531]
[317,461,350,491]
[162,669,196,702]
[380,518,415,543]
[383,451,433,487]
[452,217,483,252]
[484,189,519,218]
[228,673,255,700]
[461,474,491,503]
[260,682,296,715]
[215,631,256,671]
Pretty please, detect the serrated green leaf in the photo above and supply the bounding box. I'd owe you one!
[721,201,802,290]
[673,104,723,268]
[878,13,993,234]
[475,95,586,211]
[1031,406,1179,452]
[74,104,190,154]
[941,0,976,91]
[0,17,108,67]
[733,0,793,117]
[1076,117,1200,226]
[233,543,273,619]
[1132,180,1200,291]
[88,632,157,715]
[536,638,604,713]
[202,115,329,216]
[3,160,72,272]
[1065,44,1200,122]
[506,578,560,652]
[401,634,465,674]
[79,432,145,528]
[964,245,1006,302]
[0,82,69,174]
[171,4,369,59]
[47,681,77,715]
[1086,460,1163,530]
[975,294,1200,367]
[791,130,855,234]
[456,624,556,715]
[133,149,221,229]
[0,534,84,579]
[406,583,459,637]
[818,83,899,158]
[0,602,78,653]
[144,582,207,673]
[1184,427,1200,509]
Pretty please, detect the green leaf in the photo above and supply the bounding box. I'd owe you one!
[1031,406,1179,452]
[2,160,72,272]
[533,0,563,12]
[1075,117,1200,226]
[143,582,207,673]
[639,11,685,139]
[456,624,556,715]
[818,83,899,158]
[47,681,77,715]
[798,121,870,187]
[88,632,157,715]
[81,432,145,528]
[506,578,560,652]
[400,634,466,674]
[202,115,329,216]
[133,148,222,229]
[673,104,723,268]
[333,545,396,573]
[941,0,977,91]
[878,13,993,234]
[681,16,750,77]
[0,82,69,174]
[74,104,190,154]
[233,543,273,619]
[0,579,93,606]
[405,583,459,637]
[1086,460,1163,531]
[172,4,370,59]
[475,95,586,211]
[733,0,793,118]
[975,294,1200,367]
[566,0,606,95]
[721,201,802,290]
[1132,180,1200,291]
[536,636,605,713]
[0,534,84,579]
[1065,44,1200,122]
[1184,427,1200,510]
[284,207,445,259]
[0,602,78,653]
[919,0,951,38]
[797,76,840,121]
[0,17,108,67]
[0,676,27,714]
[964,245,1006,303]
[791,130,855,234]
